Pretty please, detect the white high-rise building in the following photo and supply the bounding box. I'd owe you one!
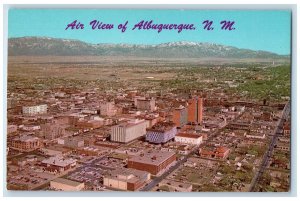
[111,119,148,143]
[22,104,47,116]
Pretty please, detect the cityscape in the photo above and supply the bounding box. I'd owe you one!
[6,37,291,192]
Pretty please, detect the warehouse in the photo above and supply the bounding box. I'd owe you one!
[50,178,84,191]
[127,150,176,175]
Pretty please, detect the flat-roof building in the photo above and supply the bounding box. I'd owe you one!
[41,156,77,173]
[111,119,148,143]
[175,133,203,145]
[128,150,176,175]
[103,168,150,191]
[145,122,177,144]
[158,179,192,192]
[187,97,203,125]
[22,104,47,116]
[199,146,230,160]
[11,135,41,152]
[172,106,188,128]
[136,98,156,112]
[50,178,84,191]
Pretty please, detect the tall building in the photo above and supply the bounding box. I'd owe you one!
[145,122,177,144]
[111,119,148,143]
[172,105,188,128]
[22,104,47,116]
[136,98,156,112]
[187,97,203,124]
[100,101,117,117]
[41,123,65,140]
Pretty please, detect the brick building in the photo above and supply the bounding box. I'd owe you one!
[136,98,156,112]
[103,168,150,191]
[175,133,203,145]
[187,97,203,124]
[199,146,230,159]
[11,135,41,152]
[172,105,188,128]
[41,156,77,173]
[127,150,176,175]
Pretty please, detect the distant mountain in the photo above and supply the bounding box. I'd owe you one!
[8,37,288,59]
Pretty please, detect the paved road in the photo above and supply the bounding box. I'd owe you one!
[249,100,290,192]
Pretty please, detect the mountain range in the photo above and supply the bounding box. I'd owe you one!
[8,37,288,59]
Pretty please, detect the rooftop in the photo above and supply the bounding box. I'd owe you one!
[51,178,83,187]
[105,168,149,183]
[42,156,77,167]
[128,150,176,166]
[116,119,146,128]
[146,122,176,133]
[176,133,202,139]
[13,135,39,142]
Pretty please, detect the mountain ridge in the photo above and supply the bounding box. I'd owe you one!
[8,37,289,59]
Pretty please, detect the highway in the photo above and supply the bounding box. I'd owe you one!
[249,100,290,192]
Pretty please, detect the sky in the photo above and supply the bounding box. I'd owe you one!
[8,9,291,55]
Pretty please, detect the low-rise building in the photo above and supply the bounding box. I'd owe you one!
[62,137,85,149]
[283,122,290,136]
[199,146,230,159]
[20,125,40,131]
[50,178,84,191]
[244,132,266,140]
[175,133,203,145]
[157,179,192,192]
[103,168,150,191]
[76,119,103,129]
[128,150,176,175]
[275,142,290,152]
[40,145,73,156]
[7,125,18,134]
[11,135,41,152]
[41,156,77,173]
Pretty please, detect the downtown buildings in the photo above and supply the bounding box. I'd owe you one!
[145,122,177,144]
[110,119,148,143]
[127,150,176,175]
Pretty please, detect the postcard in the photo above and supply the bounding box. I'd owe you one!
[6,7,292,193]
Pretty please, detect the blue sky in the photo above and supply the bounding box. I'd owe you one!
[8,9,291,55]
